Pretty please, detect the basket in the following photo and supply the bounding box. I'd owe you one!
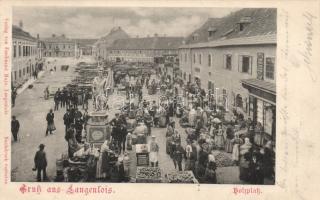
[136,167,162,183]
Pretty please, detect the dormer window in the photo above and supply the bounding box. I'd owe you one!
[208,27,217,37]
[192,33,199,41]
[238,16,252,31]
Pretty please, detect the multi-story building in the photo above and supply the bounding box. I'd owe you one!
[179,8,276,142]
[93,27,130,61]
[108,35,183,64]
[42,34,76,57]
[12,24,38,87]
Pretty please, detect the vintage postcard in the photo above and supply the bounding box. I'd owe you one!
[0,0,319,200]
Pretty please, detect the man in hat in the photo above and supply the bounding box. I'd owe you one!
[110,112,124,151]
[11,87,17,107]
[11,116,20,142]
[63,109,72,134]
[172,141,184,171]
[34,144,48,181]
[149,136,159,167]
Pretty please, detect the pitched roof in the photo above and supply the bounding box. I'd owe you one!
[184,8,276,47]
[95,27,130,47]
[12,25,36,42]
[180,34,276,48]
[41,35,74,43]
[73,38,98,47]
[185,18,221,44]
[109,37,184,50]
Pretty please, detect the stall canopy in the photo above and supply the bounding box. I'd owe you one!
[241,78,276,104]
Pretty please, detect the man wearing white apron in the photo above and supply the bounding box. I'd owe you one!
[149,136,159,167]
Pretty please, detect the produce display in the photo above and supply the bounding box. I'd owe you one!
[214,152,234,167]
[136,167,161,183]
[166,171,198,184]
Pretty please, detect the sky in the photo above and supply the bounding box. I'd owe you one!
[13,7,240,39]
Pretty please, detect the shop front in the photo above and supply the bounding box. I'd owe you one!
[241,79,276,145]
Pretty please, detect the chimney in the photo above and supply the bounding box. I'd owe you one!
[52,34,56,38]
[61,34,65,38]
[154,33,158,37]
[19,20,23,29]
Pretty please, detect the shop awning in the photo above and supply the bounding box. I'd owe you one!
[241,79,275,94]
[241,78,276,103]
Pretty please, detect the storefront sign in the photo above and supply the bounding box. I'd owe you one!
[257,52,264,80]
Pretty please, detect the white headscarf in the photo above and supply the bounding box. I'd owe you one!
[100,140,109,152]
[208,154,215,162]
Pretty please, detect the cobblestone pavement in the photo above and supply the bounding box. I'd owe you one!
[11,57,242,183]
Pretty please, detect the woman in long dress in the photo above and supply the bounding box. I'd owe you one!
[231,133,243,165]
[239,138,252,181]
[224,125,234,153]
[188,108,196,127]
[96,140,110,179]
[214,125,225,150]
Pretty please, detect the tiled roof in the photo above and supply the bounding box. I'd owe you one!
[73,39,97,47]
[42,35,74,43]
[109,37,184,50]
[185,18,221,44]
[180,34,276,48]
[12,25,36,41]
[241,78,276,94]
[95,27,130,47]
[184,8,276,47]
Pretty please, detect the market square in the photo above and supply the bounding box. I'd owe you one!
[11,7,276,184]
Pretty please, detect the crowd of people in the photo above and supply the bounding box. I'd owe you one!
[52,87,90,111]
[11,61,275,184]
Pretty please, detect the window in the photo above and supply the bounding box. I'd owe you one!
[208,81,213,90]
[19,70,21,78]
[63,45,65,49]
[13,45,16,58]
[225,54,232,70]
[18,44,21,57]
[184,72,186,80]
[198,54,202,64]
[239,23,245,31]
[185,53,187,62]
[27,66,29,73]
[193,54,196,63]
[239,55,252,74]
[265,57,275,80]
[14,71,17,81]
[208,54,211,67]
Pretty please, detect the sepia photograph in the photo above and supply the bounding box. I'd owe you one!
[10,6,276,184]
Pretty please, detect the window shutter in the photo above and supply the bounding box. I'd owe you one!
[250,56,253,75]
[238,55,243,72]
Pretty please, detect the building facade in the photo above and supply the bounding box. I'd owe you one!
[42,34,76,57]
[108,35,183,64]
[12,25,38,88]
[179,8,276,142]
[93,27,130,61]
